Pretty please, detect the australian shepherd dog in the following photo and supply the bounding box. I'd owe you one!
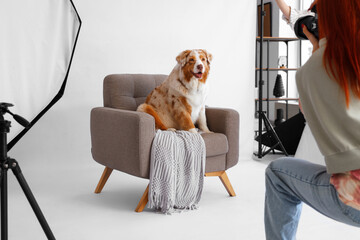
[137,49,213,133]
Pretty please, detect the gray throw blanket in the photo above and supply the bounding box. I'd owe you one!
[148,130,206,214]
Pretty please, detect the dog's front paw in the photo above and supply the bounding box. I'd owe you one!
[203,129,214,133]
[166,128,177,132]
[188,128,198,134]
[200,126,213,133]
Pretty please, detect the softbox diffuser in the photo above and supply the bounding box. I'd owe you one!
[0,0,81,150]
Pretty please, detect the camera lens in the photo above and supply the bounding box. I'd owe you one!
[294,16,319,40]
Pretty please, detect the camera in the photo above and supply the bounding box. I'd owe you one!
[294,4,318,40]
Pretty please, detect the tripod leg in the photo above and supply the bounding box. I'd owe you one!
[11,161,56,240]
[260,112,289,157]
[1,168,8,240]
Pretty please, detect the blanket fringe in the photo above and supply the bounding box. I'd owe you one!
[148,130,205,214]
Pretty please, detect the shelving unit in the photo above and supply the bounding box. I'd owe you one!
[255,37,300,120]
[255,1,301,159]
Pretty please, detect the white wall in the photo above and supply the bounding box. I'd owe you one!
[10,0,256,163]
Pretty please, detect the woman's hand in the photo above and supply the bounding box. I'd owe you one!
[302,24,319,53]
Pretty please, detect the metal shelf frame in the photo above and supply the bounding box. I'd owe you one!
[254,1,301,159]
[255,38,300,119]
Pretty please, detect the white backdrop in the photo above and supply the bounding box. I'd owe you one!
[9,0,256,163]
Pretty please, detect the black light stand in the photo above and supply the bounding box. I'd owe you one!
[0,103,55,240]
[255,0,288,158]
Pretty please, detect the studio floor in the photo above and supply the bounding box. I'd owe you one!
[5,144,360,239]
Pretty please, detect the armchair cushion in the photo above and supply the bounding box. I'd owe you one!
[201,133,228,157]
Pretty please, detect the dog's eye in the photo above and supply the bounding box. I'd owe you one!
[202,58,206,61]
[189,58,195,62]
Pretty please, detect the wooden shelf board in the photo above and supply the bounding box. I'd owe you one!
[256,68,298,71]
[255,98,299,101]
[256,37,300,42]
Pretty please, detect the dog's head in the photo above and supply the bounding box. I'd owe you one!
[176,49,213,83]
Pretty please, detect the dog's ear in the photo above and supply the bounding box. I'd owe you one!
[176,50,191,67]
[201,49,213,64]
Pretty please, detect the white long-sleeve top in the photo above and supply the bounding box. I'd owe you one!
[296,38,360,174]
[282,7,315,30]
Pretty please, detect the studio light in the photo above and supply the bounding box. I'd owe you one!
[0,1,81,239]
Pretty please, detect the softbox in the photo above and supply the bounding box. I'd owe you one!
[0,0,81,150]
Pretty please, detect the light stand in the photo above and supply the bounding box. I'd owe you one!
[0,103,55,240]
[255,0,288,158]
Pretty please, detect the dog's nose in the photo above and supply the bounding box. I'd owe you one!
[197,64,203,71]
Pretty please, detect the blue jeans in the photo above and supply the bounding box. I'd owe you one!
[265,157,360,240]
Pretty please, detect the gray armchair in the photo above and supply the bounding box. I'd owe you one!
[90,74,239,212]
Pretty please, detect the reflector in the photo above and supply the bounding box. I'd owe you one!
[0,0,81,150]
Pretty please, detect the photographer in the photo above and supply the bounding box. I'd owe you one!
[265,0,360,239]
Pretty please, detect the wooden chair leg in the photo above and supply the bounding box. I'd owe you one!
[135,184,149,213]
[218,171,236,197]
[94,167,113,194]
[205,170,236,197]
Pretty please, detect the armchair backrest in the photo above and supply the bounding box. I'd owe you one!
[103,74,167,111]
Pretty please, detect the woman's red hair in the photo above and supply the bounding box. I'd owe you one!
[317,0,360,107]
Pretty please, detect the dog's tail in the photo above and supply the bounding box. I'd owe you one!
[137,103,167,130]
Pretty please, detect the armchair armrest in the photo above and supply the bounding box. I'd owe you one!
[90,107,155,179]
[206,107,239,169]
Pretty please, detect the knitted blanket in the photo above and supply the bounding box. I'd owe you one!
[148,130,206,214]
